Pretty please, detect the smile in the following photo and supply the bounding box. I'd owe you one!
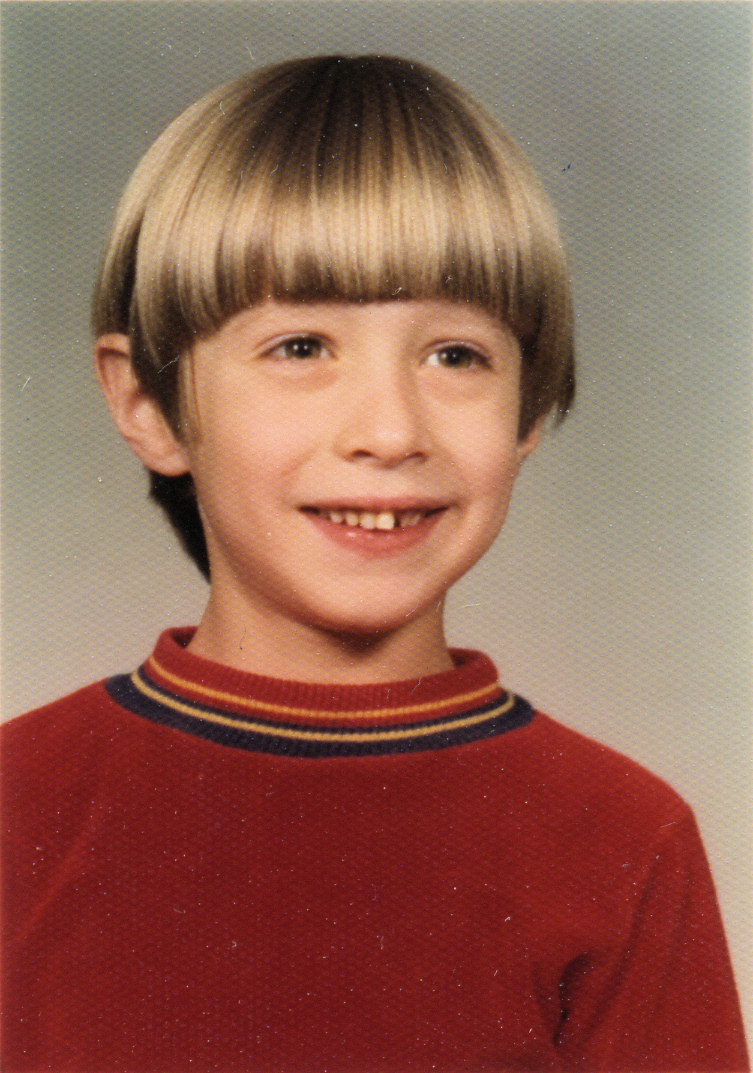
[310,508,429,531]
[300,504,447,553]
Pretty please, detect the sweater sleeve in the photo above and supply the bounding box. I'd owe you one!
[555,806,749,1072]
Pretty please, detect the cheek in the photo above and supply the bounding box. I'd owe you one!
[189,402,319,519]
[459,423,522,502]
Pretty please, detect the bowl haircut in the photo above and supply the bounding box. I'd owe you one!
[92,55,575,580]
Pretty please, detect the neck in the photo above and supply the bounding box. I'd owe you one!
[186,592,453,684]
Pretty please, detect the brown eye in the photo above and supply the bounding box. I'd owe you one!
[277,336,323,360]
[427,345,486,369]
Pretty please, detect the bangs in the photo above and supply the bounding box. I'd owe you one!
[130,57,558,354]
[216,139,519,315]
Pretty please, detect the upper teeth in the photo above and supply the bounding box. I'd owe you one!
[322,509,425,530]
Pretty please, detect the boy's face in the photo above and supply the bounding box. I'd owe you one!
[166,299,538,643]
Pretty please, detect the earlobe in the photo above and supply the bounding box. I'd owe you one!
[516,420,543,465]
[94,334,190,477]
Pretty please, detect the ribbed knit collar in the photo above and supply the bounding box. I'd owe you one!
[106,628,533,758]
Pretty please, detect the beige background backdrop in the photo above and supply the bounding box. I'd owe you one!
[2,0,751,1039]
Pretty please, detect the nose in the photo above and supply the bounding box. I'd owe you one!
[334,361,430,467]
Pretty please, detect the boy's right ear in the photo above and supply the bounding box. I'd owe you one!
[94,334,191,477]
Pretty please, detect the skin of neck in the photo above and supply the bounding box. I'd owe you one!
[187,585,455,685]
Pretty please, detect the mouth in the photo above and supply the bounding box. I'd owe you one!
[303,507,439,532]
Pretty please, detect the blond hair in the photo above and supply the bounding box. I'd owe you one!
[93,55,575,576]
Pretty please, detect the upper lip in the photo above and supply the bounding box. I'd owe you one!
[301,498,449,513]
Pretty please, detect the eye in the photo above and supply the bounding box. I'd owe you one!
[272,335,324,361]
[426,344,489,370]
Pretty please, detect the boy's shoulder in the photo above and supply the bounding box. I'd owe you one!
[523,707,680,791]
[1,679,129,876]
[2,678,122,801]
[3,677,118,749]
[500,705,694,844]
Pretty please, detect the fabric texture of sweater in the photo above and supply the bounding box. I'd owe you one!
[2,627,748,1072]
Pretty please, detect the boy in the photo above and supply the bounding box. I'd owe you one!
[1,54,747,1072]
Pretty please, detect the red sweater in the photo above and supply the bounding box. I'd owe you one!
[2,628,748,1072]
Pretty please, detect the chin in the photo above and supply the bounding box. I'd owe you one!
[316,614,421,640]
[304,600,440,641]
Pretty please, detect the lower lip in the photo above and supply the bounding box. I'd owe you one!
[302,510,445,555]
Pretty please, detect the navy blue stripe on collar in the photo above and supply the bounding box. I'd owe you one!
[106,669,534,758]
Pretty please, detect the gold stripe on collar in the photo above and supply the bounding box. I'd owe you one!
[131,668,514,744]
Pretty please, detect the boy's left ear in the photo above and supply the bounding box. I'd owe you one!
[94,334,191,477]
[516,420,543,464]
